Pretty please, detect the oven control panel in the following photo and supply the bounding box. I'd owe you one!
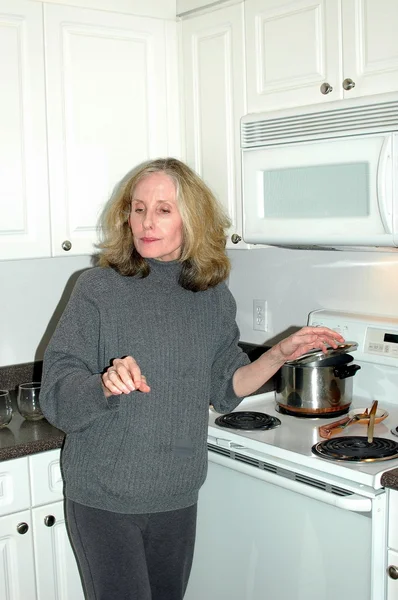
[364,327,398,358]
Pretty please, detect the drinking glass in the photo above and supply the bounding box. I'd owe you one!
[17,382,44,421]
[0,390,13,428]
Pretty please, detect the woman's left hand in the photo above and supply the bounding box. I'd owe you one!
[274,326,345,364]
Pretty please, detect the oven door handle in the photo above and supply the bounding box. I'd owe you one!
[207,448,372,513]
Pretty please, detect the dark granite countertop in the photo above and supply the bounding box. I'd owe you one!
[0,362,64,462]
[0,343,273,463]
[381,469,398,491]
[0,392,64,462]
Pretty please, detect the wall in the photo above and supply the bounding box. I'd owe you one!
[0,256,92,367]
[2,246,398,367]
[228,246,398,345]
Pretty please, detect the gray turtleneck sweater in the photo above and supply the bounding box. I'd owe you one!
[40,260,250,514]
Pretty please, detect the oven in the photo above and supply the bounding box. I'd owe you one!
[184,310,398,600]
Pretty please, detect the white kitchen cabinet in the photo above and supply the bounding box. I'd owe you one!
[33,500,84,600]
[29,449,84,599]
[0,457,36,599]
[388,489,398,598]
[0,449,84,599]
[0,0,51,260]
[0,0,179,260]
[245,0,398,113]
[45,3,177,256]
[0,510,37,600]
[180,2,248,248]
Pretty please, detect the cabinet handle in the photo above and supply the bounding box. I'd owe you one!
[44,515,56,527]
[342,78,356,91]
[388,565,398,580]
[17,522,29,534]
[62,240,72,251]
[320,83,333,95]
[231,234,242,244]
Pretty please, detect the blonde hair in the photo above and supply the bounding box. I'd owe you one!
[97,158,231,291]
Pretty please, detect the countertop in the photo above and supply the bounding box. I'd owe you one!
[381,469,398,491]
[0,392,64,461]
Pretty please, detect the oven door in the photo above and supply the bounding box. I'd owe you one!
[184,447,386,600]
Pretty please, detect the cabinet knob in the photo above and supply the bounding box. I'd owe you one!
[320,82,333,95]
[62,240,72,251]
[342,78,356,91]
[17,522,29,534]
[44,515,56,527]
[231,234,242,244]
[388,565,398,580]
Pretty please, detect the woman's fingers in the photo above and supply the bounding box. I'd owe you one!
[102,356,151,396]
[279,326,345,362]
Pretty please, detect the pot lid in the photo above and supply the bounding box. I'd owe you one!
[286,341,358,366]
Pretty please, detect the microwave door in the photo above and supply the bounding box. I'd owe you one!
[242,134,394,246]
[377,134,394,235]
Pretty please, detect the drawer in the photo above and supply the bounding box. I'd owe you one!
[0,456,31,516]
[29,449,63,507]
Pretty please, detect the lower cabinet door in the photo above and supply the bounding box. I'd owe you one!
[0,509,37,600]
[388,549,398,600]
[32,500,84,600]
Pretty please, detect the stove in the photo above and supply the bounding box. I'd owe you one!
[202,309,398,600]
[208,309,398,490]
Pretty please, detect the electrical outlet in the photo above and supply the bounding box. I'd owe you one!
[253,299,268,332]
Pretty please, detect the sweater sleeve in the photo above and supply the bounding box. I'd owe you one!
[40,270,120,433]
[209,284,251,414]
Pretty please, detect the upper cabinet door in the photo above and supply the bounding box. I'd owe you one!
[0,0,51,260]
[181,3,248,248]
[44,4,175,257]
[245,0,341,113]
[341,0,398,99]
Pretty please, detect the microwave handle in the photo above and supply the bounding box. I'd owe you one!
[377,135,393,234]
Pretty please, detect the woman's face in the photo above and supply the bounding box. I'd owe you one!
[129,172,183,262]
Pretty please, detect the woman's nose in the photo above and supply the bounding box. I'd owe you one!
[142,211,154,229]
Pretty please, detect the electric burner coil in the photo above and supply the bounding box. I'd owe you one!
[312,436,398,463]
[215,411,281,431]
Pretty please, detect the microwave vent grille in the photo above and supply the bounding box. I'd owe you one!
[241,99,398,148]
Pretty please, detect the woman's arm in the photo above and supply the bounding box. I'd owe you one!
[232,326,345,398]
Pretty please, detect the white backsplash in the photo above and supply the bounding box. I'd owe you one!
[0,255,92,366]
[2,247,398,366]
[228,247,398,346]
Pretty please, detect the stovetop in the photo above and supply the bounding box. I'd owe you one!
[208,392,398,491]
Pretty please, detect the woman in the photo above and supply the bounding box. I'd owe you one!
[40,157,343,600]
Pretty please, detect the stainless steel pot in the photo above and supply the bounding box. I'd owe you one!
[275,342,361,417]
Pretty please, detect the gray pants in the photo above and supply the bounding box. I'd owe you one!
[65,498,197,600]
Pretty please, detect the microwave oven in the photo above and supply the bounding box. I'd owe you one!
[241,92,398,249]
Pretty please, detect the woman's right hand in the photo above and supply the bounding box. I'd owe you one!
[101,356,151,397]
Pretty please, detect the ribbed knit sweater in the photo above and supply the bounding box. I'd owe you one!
[40,259,250,513]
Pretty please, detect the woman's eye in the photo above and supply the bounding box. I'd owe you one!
[134,207,144,213]
[160,208,171,214]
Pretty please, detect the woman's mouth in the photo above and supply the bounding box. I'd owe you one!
[141,237,159,243]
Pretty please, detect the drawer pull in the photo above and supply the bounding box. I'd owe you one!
[44,515,56,527]
[17,522,29,534]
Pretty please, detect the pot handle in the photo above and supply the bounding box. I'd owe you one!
[333,364,361,380]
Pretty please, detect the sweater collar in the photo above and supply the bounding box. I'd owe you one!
[146,258,183,283]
